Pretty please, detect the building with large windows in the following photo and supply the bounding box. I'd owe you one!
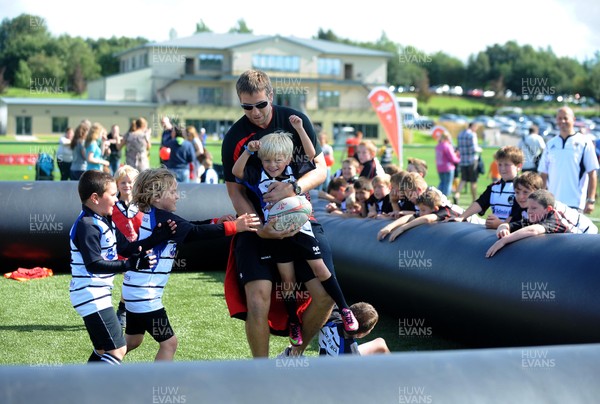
[2,32,392,145]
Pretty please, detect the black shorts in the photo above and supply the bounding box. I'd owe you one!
[125,308,175,342]
[82,307,126,351]
[266,231,322,263]
[235,221,335,285]
[460,163,479,182]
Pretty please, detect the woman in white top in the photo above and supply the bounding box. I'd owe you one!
[57,127,74,180]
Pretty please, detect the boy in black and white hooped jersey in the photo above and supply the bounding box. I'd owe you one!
[453,145,524,229]
[124,168,259,361]
[69,170,173,365]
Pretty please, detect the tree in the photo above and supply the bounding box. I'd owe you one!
[0,67,7,93]
[228,19,252,34]
[426,52,465,86]
[13,60,31,89]
[71,64,85,95]
[0,14,52,85]
[195,19,211,33]
[87,36,148,77]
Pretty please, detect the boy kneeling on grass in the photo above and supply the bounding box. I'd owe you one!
[70,170,175,365]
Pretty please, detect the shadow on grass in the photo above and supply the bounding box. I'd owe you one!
[0,324,84,332]
[194,271,226,298]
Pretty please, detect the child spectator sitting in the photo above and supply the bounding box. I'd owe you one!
[200,152,220,184]
[390,171,417,219]
[454,145,523,229]
[377,172,468,240]
[499,171,598,237]
[331,158,360,185]
[384,187,462,241]
[323,177,350,214]
[486,190,577,257]
[366,174,394,218]
[348,177,374,218]
[319,302,389,356]
[356,140,386,179]
[407,157,428,177]
[383,164,401,176]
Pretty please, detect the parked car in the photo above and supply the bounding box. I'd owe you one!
[472,115,497,128]
[493,116,517,135]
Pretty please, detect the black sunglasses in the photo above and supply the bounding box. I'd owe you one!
[240,100,269,110]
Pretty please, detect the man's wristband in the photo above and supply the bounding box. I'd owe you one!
[586,198,596,204]
[244,145,254,155]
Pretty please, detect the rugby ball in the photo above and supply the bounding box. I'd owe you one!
[269,196,312,231]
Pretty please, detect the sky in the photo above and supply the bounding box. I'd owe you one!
[2,0,599,63]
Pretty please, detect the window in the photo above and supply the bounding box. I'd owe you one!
[252,55,300,72]
[318,58,341,76]
[198,54,223,70]
[52,117,68,133]
[16,116,32,135]
[185,58,194,75]
[318,90,340,108]
[198,87,223,105]
[273,92,304,110]
[184,119,233,139]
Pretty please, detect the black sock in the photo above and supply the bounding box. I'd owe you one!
[283,291,299,324]
[118,301,125,311]
[321,276,349,310]
[87,350,102,363]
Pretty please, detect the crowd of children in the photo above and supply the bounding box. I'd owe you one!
[70,120,597,364]
[319,138,597,259]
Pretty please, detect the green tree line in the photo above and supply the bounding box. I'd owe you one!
[2,13,600,105]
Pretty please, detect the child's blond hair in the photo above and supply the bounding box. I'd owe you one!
[358,140,377,157]
[257,131,294,161]
[114,165,139,182]
[342,158,360,169]
[133,168,177,212]
[371,174,391,188]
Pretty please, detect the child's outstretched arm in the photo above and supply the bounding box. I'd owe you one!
[451,201,483,222]
[486,224,545,257]
[289,115,316,160]
[232,140,260,180]
[377,214,414,240]
[389,214,438,241]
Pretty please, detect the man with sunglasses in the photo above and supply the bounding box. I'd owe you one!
[222,69,335,358]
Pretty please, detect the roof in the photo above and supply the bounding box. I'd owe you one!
[0,98,157,107]
[118,32,392,58]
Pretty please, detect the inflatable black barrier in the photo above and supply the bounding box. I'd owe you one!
[2,181,599,346]
[0,181,236,273]
[312,200,600,347]
[1,343,599,403]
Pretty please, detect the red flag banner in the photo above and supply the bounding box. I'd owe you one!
[368,87,402,167]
